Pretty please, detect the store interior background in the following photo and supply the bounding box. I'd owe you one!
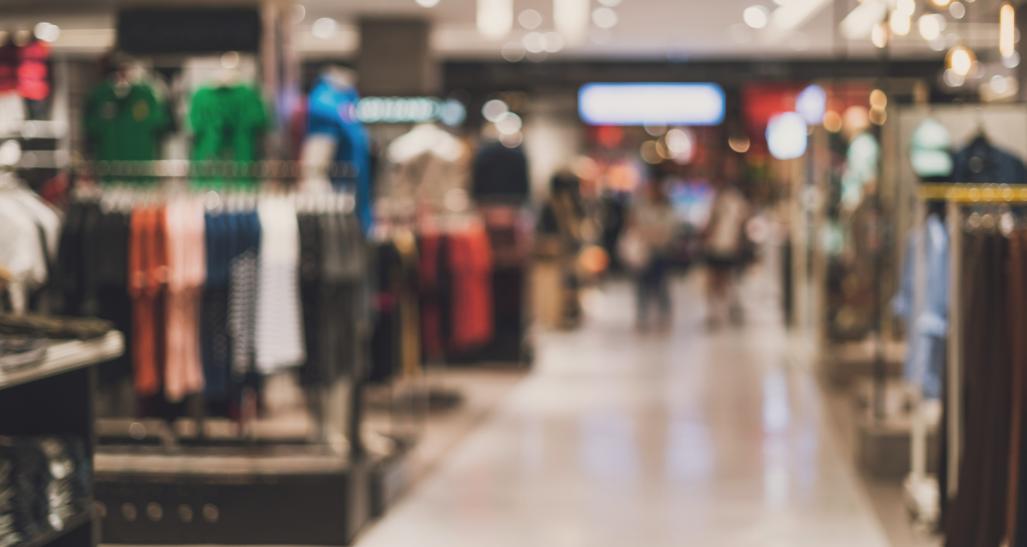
[2,0,1027,546]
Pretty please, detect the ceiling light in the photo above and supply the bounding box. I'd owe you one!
[889,11,911,36]
[918,13,945,41]
[1004,51,1021,68]
[655,140,671,160]
[841,0,888,40]
[478,0,513,38]
[482,99,509,122]
[645,124,667,137]
[871,22,889,48]
[942,68,965,87]
[416,0,441,7]
[869,89,887,110]
[766,112,808,160]
[796,84,827,124]
[543,31,565,53]
[743,5,770,29]
[896,0,916,15]
[664,128,696,164]
[32,22,60,43]
[500,132,523,148]
[311,17,338,39]
[500,42,526,62]
[990,74,1012,95]
[438,99,467,127]
[554,0,590,46]
[948,1,966,19]
[930,0,951,7]
[523,31,546,53]
[1001,2,1016,59]
[593,7,619,29]
[728,135,752,154]
[220,51,240,69]
[768,0,831,37]
[518,9,543,30]
[823,111,843,133]
[640,141,662,165]
[946,44,976,77]
[495,112,523,135]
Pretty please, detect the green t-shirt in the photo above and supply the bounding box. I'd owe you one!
[84,81,168,173]
[189,84,269,188]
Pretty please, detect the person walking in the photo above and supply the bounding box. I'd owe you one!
[704,154,751,328]
[626,179,677,332]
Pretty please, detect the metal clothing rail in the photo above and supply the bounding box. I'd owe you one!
[70,159,359,180]
[73,183,359,215]
[918,183,1027,203]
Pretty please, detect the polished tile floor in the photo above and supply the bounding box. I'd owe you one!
[355,270,891,547]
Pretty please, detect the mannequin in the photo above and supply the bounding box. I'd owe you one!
[83,56,168,165]
[301,66,372,231]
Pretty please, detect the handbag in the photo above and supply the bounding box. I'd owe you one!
[617,228,650,272]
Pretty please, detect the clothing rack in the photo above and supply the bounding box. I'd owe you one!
[71,159,359,181]
[906,182,1027,539]
[52,180,373,545]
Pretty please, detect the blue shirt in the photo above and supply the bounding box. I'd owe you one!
[893,213,949,399]
[307,78,372,232]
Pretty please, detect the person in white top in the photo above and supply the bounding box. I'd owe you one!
[704,154,751,328]
[627,179,678,332]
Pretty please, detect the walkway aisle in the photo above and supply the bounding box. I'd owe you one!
[355,270,890,547]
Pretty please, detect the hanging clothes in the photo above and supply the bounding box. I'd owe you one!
[945,227,1013,547]
[298,208,366,385]
[952,136,1027,184]
[0,182,57,314]
[255,197,305,373]
[369,231,420,384]
[417,221,495,360]
[163,198,206,401]
[472,140,530,203]
[229,210,262,379]
[55,190,366,417]
[448,224,494,351]
[893,212,949,399]
[128,206,167,397]
[84,80,168,165]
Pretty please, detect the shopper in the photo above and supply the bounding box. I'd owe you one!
[704,154,751,328]
[626,179,677,332]
[534,171,587,329]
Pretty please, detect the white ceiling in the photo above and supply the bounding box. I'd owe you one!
[5,0,1009,60]
[297,0,1006,59]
